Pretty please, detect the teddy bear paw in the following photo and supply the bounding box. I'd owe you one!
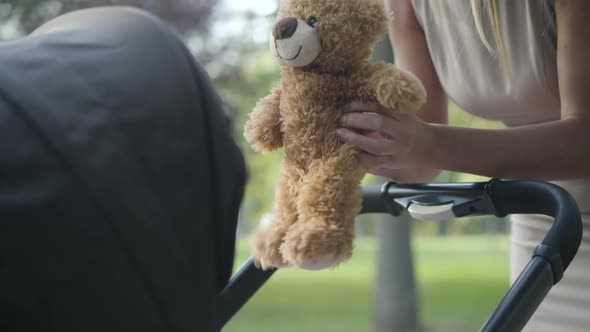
[243,122,282,153]
[292,254,341,271]
[251,225,291,270]
[377,72,426,114]
[280,221,354,271]
[253,253,290,271]
[252,244,291,270]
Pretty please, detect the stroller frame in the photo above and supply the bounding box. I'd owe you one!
[218,179,582,332]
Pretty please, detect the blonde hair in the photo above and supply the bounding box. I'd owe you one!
[433,1,511,80]
[470,0,511,80]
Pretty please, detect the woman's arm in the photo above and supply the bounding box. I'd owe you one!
[387,0,447,124]
[359,0,447,182]
[338,0,590,181]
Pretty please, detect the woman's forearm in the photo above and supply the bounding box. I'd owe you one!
[373,167,442,183]
[427,117,590,180]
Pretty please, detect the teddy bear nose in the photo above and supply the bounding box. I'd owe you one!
[273,17,298,40]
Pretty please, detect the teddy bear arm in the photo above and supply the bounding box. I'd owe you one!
[243,87,284,153]
[370,64,427,114]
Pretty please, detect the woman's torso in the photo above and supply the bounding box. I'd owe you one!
[411,0,590,213]
[411,0,560,127]
[410,2,590,330]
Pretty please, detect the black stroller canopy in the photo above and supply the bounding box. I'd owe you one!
[0,8,245,332]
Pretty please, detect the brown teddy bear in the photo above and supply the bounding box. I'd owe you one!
[244,0,426,270]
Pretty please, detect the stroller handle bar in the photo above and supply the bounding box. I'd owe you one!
[219,179,582,332]
[364,179,582,280]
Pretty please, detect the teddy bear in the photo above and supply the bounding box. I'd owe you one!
[244,0,426,270]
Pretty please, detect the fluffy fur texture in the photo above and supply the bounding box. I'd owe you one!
[244,0,426,270]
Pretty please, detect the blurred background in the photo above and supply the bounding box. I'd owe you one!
[0,1,510,331]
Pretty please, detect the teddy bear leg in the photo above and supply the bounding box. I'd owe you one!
[281,150,365,270]
[251,161,301,270]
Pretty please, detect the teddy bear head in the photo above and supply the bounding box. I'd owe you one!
[271,0,388,73]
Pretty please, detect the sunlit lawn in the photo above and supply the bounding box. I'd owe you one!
[224,235,510,332]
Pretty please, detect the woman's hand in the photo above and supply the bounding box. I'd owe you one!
[337,101,436,179]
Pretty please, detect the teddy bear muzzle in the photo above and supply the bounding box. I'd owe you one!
[270,17,322,68]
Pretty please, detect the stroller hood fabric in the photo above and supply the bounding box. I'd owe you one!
[0,8,246,332]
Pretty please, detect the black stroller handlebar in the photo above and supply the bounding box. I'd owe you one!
[491,181,582,280]
[219,179,583,332]
[365,179,583,283]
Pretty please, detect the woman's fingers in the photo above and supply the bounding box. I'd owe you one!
[356,151,398,171]
[339,112,399,138]
[336,128,394,156]
[337,101,432,175]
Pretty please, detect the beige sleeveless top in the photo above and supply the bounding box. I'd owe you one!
[411,3,590,331]
[411,0,590,212]
[411,0,559,127]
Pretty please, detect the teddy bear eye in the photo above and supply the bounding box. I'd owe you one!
[306,16,318,27]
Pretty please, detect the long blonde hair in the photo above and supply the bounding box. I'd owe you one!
[470,0,511,79]
[433,0,511,80]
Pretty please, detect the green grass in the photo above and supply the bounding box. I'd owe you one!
[225,236,510,332]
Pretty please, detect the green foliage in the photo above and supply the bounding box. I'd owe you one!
[226,236,510,332]
[215,49,283,230]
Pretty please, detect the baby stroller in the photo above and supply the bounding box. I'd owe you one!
[0,7,581,332]
[219,179,582,332]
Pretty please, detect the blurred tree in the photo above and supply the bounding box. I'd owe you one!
[205,5,282,232]
[372,37,421,332]
[0,0,217,35]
